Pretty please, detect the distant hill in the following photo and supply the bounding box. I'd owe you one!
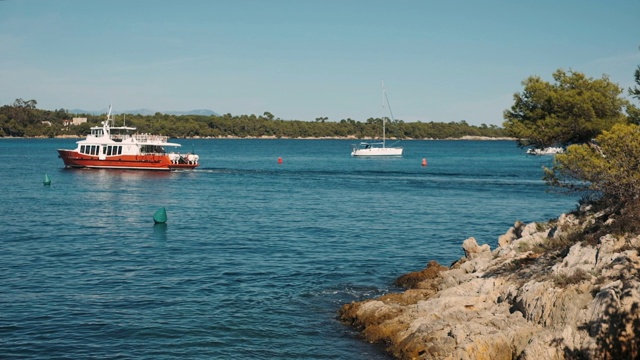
[69,108,219,116]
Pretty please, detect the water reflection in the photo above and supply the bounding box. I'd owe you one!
[153,223,167,241]
[62,168,176,181]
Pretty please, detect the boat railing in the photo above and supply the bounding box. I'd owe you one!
[110,133,132,141]
[108,133,169,143]
[132,134,169,143]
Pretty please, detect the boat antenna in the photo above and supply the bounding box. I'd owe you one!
[106,105,113,126]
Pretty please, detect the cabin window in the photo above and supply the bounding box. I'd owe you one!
[102,146,106,155]
[89,145,94,155]
[118,146,122,155]
[80,145,85,154]
[107,146,112,156]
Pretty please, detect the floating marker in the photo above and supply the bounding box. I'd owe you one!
[43,173,51,186]
[153,207,167,224]
[277,157,283,164]
[422,158,427,167]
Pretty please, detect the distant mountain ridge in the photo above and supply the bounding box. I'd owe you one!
[69,108,219,116]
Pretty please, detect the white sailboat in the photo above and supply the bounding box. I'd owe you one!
[351,81,403,156]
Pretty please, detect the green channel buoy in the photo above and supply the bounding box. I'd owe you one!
[43,173,51,186]
[153,207,167,224]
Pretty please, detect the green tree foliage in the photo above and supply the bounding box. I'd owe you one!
[544,123,640,231]
[504,69,628,149]
[0,99,77,137]
[630,65,640,100]
[628,66,640,124]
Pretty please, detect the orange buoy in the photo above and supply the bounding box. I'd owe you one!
[422,158,427,167]
[277,157,283,164]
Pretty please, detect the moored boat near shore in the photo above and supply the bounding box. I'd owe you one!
[57,106,199,171]
[526,146,564,155]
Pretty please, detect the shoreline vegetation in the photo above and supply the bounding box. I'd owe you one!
[0,99,508,140]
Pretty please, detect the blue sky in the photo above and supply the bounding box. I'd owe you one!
[1,0,639,126]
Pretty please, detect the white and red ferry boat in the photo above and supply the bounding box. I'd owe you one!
[58,107,199,171]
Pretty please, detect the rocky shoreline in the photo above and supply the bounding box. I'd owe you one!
[339,209,640,359]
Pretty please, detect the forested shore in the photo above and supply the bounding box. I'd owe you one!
[0,99,506,139]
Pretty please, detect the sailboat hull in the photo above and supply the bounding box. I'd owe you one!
[351,146,403,156]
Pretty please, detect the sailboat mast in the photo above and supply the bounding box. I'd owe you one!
[381,81,386,148]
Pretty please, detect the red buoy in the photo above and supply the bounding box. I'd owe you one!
[422,158,427,167]
[278,157,283,164]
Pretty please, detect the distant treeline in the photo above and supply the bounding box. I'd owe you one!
[0,99,507,139]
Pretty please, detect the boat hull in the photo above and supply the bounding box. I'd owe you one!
[526,147,564,155]
[351,147,403,156]
[57,150,198,171]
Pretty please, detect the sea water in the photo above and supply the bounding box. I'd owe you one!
[0,139,578,359]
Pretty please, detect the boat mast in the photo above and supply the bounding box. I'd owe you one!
[381,81,386,148]
[382,81,396,149]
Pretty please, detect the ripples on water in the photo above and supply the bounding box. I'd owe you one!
[0,139,577,359]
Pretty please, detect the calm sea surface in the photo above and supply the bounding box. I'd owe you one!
[0,138,578,359]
